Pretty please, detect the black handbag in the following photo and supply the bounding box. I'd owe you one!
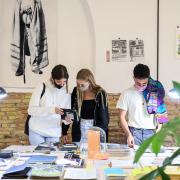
[24,83,46,136]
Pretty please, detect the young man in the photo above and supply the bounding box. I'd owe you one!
[116,64,167,147]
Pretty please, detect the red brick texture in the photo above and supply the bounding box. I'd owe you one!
[0,93,180,148]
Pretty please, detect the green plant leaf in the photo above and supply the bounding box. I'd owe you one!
[173,81,180,95]
[134,81,180,179]
[139,167,170,180]
[138,168,159,180]
[158,167,170,180]
[134,135,154,163]
[163,148,180,166]
[163,117,180,131]
[175,135,180,146]
[167,118,180,146]
[151,129,166,155]
[134,117,180,164]
[161,117,180,146]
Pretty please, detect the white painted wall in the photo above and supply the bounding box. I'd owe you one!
[0,0,179,93]
[87,0,158,93]
[159,0,180,92]
[57,0,94,91]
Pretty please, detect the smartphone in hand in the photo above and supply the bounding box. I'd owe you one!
[61,109,77,122]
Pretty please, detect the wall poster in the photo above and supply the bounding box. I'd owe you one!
[129,38,144,62]
[175,26,180,58]
[111,39,127,62]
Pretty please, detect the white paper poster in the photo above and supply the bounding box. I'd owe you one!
[129,38,144,62]
[175,26,180,58]
[112,39,127,62]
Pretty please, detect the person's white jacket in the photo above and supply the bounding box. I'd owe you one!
[28,82,71,137]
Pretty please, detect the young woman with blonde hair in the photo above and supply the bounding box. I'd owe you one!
[62,69,109,143]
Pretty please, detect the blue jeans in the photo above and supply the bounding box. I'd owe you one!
[29,129,60,145]
[129,126,155,146]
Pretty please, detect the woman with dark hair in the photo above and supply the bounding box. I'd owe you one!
[62,69,109,143]
[28,64,71,145]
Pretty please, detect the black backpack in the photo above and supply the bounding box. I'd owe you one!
[24,83,46,135]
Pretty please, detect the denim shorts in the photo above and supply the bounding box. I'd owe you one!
[129,126,155,146]
[80,119,94,143]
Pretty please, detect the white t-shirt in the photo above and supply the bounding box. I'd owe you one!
[116,86,157,129]
[28,82,71,137]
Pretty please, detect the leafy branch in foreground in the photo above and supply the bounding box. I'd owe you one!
[134,81,180,179]
[134,117,180,163]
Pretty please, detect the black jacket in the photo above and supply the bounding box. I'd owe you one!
[62,87,109,142]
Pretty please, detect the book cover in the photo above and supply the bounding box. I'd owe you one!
[104,168,126,180]
[30,164,64,179]
[27,155,57,164]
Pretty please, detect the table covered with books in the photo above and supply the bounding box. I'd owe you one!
[0,144,179,180]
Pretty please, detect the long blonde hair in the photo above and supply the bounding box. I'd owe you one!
[76,69,103,116]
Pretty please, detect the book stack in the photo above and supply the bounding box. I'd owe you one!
[103,168,127,180]
[34,145,56,153]
[0,150,13,159]
[30,164,64,179]
[56,157,84,168]
[106,144,131,157]
[1,163,31,179]
[130,166,156,179]
[63,168,97,180]
[59,144,78,151]
[26,155,57,166]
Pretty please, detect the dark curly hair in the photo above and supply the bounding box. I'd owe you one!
[133,64,150,79]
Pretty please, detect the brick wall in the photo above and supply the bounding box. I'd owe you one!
[0,93,180,148]
[0,93,31,148]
